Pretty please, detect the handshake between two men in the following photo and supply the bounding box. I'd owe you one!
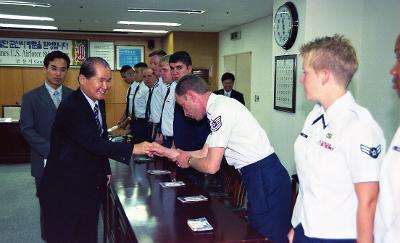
[134,141,206,169]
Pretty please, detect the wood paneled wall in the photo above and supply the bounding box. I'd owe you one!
[0,30,162,125]
[0,30,219,126]
[169,32,219,92]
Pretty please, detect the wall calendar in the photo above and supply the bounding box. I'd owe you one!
[274,55,297,113]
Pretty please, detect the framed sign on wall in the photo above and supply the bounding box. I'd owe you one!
[116,45,144,70]
[274,54,297,113]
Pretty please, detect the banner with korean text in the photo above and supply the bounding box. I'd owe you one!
[0,38,89,67]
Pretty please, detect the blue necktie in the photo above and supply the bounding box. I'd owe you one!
[145,87,153,121]
[93,104,102,135]
[159,86,171,128]
[53,90,61,108]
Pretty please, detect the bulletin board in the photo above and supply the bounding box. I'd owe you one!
[116,45,144,70]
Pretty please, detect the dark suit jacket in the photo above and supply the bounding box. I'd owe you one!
[20,83,73,178]
[214,89,245,105]
[38,88,133,214]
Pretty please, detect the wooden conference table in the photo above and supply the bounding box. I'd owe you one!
[104,157,270,243]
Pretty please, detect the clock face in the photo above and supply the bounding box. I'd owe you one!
[274,2,298,50]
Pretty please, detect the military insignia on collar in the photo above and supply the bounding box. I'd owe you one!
[360,144,381,159]
[210,115,222,132]
[393,146,400,152]
[326,133,332,139]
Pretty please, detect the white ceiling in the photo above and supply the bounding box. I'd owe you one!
[0,0,274,35]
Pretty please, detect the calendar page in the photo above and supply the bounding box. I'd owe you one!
[274,55,297,113]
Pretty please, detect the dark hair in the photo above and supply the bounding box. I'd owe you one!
[169,51,192,66]
[43,51,70,68]
[175,74,208,96]
[149,49,167,57]
[79,57,110,79]
[134,62,148,68]
[120,65,132,74]
[221,72,235,82]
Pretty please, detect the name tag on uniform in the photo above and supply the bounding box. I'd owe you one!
[300,132,308,138]
[393,146,400,152]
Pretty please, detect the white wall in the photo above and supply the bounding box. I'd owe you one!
[219,16,275,134]
[219,0,400,176]
[358,0,400,140]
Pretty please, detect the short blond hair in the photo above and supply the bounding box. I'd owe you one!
[300,34,358,86]
[159,54,171,65]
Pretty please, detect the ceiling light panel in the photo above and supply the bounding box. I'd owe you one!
[0,23,57,29]
[128,8,205,14]
[0,14,54,21]
[118,21,180,27]
[0,1,51,7]
[113,29,168,34]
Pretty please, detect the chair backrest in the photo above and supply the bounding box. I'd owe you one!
[231,179,246,208]
[221,160,247,209]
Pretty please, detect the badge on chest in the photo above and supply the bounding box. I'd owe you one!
[318,140,334,151]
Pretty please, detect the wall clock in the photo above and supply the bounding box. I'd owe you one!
[273,2,299,50]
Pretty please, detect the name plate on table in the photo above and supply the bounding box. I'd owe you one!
[178,195,208,203]
[187,217,213,232]
[159,181,185,188]
[133,155,153,163]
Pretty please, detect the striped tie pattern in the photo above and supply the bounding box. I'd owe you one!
[53,90,61,108]
[93,104,102,135]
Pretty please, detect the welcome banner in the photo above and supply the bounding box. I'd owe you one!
[0,38,88,67]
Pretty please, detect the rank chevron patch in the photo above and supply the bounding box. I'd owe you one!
[210,116,222,132]
[360,144,381,159]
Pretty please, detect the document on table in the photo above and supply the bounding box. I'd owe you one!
[187,217,213,231]
[159,181,185,188]
[177,195,208,203]
[147,170,171,175]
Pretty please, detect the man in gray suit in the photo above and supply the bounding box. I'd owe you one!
[20,50,72,239]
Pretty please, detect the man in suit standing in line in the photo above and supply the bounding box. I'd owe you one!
[37,57,150,243]
[20,50,73,239]
[214,72,245,105]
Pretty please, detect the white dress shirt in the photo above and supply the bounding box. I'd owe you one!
[292,91,385,239]
[127,82,139,116]
[375,127,400,243]
[205,93,274,169]
[149,80,167,123]
[133,81,148,118]
[160,82,176,136]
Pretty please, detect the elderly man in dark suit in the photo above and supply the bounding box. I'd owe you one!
[37,57,150,243]
[20,50,73,239]
[214,72,245,105]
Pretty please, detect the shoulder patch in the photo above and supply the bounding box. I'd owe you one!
[360,144,382,159]
[210,115,222,132]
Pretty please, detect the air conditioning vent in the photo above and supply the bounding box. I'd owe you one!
[230,31,241,40]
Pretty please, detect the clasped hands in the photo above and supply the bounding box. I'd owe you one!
[135,141,191,168]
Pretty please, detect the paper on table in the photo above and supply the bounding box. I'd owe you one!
[147,170,171,175]
[159,181,185,188]
[177,195,208,203]
[187,217,213,231]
